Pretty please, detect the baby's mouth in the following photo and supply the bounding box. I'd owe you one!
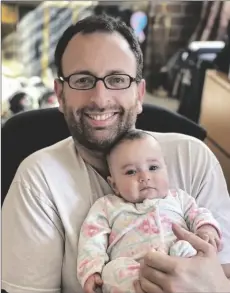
[140,187,156,191]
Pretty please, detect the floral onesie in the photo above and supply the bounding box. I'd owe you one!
[77,189,221,293]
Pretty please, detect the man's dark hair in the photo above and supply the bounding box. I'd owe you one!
[54,14,143,81]
[105,129,157,159]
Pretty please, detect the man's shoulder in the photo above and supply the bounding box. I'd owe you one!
[147,131,202,145]
[147,132,220,197]
[22,137,73,163]
[16,137,79,178]
[147,131,216,162]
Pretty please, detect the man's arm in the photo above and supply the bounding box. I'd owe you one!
[194,153,230,265]
[2,180,64,293]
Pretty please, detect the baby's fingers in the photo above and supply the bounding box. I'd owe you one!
[197,232,210,242]
[95,274,103,286]
[84,281,95,293]
[208,236,217,251]
[216,237,223,252]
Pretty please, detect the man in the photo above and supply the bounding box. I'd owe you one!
[2,15,230,293]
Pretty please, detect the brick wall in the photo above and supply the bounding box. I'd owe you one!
[145,1,202,90]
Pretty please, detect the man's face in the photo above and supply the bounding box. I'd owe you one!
[54,32,145,151]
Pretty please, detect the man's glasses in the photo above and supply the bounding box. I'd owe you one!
[59,73,137,90]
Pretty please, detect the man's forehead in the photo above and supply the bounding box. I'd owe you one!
[61,31,136,76]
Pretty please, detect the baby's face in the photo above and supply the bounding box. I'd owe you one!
[108,136,169,203]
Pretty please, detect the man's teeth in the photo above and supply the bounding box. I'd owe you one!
[88,113,114,120]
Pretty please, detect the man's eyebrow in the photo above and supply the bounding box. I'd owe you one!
[106,69,128,75]
[69,70,93,75]
[68,69,128,76]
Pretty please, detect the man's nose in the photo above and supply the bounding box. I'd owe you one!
[90,80,111,108]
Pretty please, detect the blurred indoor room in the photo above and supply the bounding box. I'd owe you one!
[2,1,230,192]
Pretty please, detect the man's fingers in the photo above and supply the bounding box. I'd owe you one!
[209,237,217,251]
[134,278,164,293]
[144,251,176,273]
[134,280,145,293]
[172,223,215,256]
[139,276,164,293]
[195,233,209,256]
[141,263,166,287]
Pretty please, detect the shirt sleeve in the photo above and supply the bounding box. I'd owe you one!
[77,197,111,288]
[2,180,64,293]
[178,189,221,236]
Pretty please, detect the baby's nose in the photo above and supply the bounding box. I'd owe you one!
[139,172,150,183]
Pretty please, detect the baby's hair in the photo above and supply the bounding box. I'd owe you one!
[105,129,158,159]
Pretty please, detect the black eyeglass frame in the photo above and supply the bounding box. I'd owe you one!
[58,73,138,90]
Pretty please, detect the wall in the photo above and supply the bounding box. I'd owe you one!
[145,1,202,90]
[200,70,230,192]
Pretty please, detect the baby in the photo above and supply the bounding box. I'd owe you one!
[77,130,222,293]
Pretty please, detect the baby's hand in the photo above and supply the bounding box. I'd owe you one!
[84,273,103,293]
[196,224,222,252]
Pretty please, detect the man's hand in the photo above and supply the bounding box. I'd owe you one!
[196,224,222,252]
[134,224,230,293]
[84,273,103,293]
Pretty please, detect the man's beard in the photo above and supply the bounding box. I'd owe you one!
[62,95,139,152]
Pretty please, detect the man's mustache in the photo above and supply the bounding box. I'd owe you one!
[76,105,124,114]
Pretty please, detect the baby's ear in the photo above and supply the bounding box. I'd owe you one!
[107,176,119,196]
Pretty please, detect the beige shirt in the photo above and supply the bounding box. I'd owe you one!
[2,132,230,293]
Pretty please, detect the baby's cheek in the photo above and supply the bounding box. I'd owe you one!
[158,177,169,193]
[121,185,138,201]
[122,185,135,196]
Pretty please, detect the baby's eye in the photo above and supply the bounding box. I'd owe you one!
[125,170,136,175]
[149,165,159,171]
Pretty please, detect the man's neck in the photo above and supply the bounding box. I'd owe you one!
[74,141,109,178]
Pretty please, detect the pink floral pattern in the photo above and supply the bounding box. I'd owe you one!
[188,208,199,221]
[77,190,221,293]
[118,265,139,279]
[161,215,173,229]
[82,223,100,237]
[78,259,90,277]
[137,219,160,234]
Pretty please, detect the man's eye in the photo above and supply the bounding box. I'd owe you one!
[113,77,123,83]
[105,75,130,89]
[76,77,92,84]
[149,165,159,171]
[107,76,126,85]
[125,170,136,175]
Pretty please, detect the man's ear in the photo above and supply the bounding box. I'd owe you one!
[137,79,146,114]
[107,176,120,196]
[54,79,64,113]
